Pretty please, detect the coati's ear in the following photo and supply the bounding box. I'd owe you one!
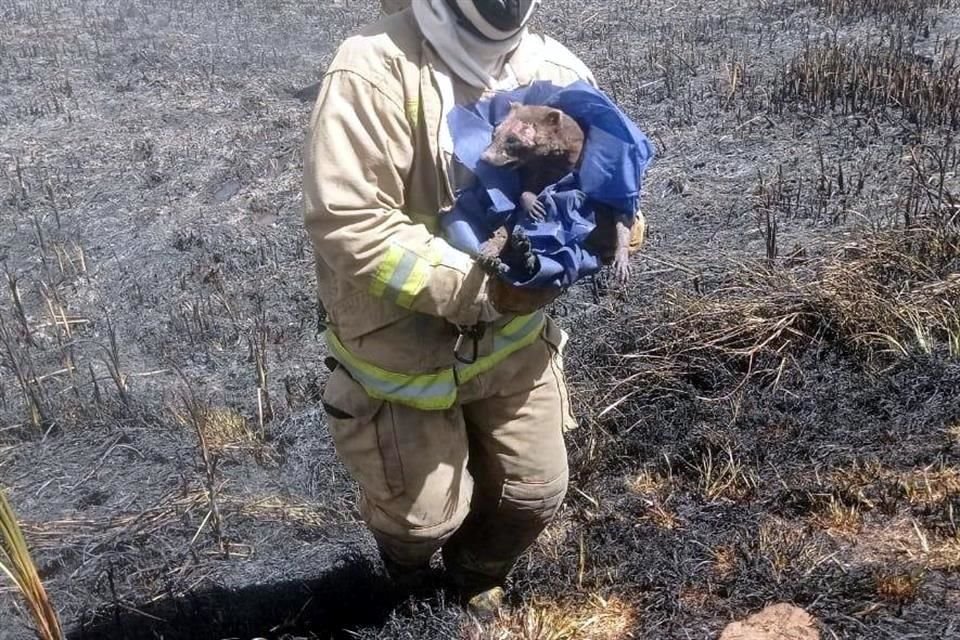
[545,109,563,126]
[509,101,522,111]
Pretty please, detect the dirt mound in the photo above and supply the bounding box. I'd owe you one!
[720,604,819,640]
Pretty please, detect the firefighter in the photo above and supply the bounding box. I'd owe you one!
[303,0,594,616]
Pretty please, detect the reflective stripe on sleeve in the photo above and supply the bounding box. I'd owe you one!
[370,245,432,307]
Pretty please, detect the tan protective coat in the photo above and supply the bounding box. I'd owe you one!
[303,10,591,374]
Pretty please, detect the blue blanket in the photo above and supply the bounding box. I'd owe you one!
[442,80,655,289]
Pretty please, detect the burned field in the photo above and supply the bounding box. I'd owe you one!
[1,0,959,638]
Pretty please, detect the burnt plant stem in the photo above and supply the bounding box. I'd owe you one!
[4,264,34,347]
[179,385,225,556]
[0,313,47,432]
[101,315,128,405]
[43,180,60,231]
[250,317,273,436]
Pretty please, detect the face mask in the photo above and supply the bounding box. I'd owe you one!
[444,0,540,41]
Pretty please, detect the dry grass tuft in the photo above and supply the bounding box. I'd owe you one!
[817,229,960,357]
[642,500,683,531]
[926,537,960,570]
[626,469,671,496]
[755,519,824,583]
[19,489,208,555]
[776,37,960,129]
[0,489,63,640]
[948,423,960,445]
[173,404,257,454]
[710,545,738,579]
[873,569,924,603]
[627,469,682,529]
[687,446,759,502]
[811,495,864,536]
[677,585,719,610]
[472,594,636,640]
[604,225,959,407]
[827,460,888,510]
[898,466,960,506]
[238,495,340,529]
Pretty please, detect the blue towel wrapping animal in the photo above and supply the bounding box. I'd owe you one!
[442,80,656,289]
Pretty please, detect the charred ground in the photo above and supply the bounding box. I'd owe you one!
[1,0,959,638]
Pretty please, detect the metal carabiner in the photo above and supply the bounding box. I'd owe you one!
[454,323,486,365]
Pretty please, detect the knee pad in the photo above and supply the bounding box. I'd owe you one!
[364,490,471,545]
[500,469,568,525]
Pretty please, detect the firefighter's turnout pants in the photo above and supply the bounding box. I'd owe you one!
[322,318,574,586]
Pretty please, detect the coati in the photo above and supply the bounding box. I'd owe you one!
[476,103,634,284]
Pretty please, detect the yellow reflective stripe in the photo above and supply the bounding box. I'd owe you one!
[404,99,420,129]
[499,312,539,337]
[371,245,432,306]
[395,258,430,309]
[323,312,546,411]
[457,312,545,382]
[370,245,404,298]
[325,330,457,411]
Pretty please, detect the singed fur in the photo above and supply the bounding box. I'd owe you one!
[481,103,585,193]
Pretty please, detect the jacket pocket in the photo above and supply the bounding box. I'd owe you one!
[329,288,412,341]
[322,367,405,501]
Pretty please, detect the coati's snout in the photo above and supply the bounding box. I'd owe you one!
[481,102,541,168]
[480,144,520,167]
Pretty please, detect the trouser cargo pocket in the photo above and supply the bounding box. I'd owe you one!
[322,366,405,501]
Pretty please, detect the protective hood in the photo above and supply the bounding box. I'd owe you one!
[413,0,531,90]
[445,0,540,41]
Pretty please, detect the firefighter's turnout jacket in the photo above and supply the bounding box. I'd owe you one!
[303,10,590,411]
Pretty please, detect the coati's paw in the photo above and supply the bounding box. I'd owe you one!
[520,192,546,221]
[529,200,547,221]
[510,228,538,275]
[477,254,508,276]
[613,251,631,286]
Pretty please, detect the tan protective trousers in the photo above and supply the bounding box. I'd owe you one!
[321,320,574,588]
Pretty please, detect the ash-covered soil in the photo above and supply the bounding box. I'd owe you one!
[1,0,959,639]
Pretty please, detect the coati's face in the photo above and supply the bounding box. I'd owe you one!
[480,103,568,167]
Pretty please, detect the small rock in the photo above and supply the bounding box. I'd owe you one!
[213,178,241,203]
[292,81,323,104]
[664,176,690,196]
[719,603,819,640]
